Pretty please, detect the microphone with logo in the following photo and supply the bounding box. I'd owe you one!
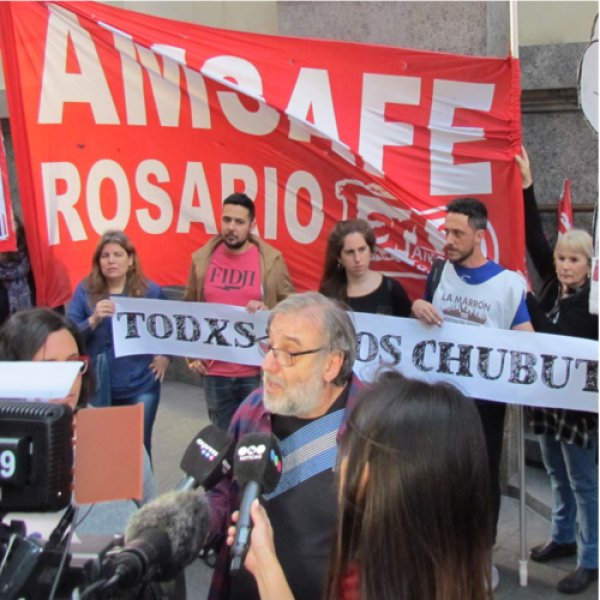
[230,432,282,575]
[176,424,235,491]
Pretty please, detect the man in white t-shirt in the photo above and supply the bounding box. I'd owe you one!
[183,193,294,430]
[412,197,534,590]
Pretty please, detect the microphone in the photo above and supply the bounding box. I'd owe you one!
[103,490,210,590]
[176,425,235,491]
[230,432,282,575]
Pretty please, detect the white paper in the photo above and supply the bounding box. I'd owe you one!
[0,362,81,400]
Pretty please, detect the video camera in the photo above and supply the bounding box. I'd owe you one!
[0,401,176,600]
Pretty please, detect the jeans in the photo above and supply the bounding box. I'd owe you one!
[475,399,506,545]
[90,353,111,408]
[203,375,261,431]
[538,432,599,569]
[113,380,161,460]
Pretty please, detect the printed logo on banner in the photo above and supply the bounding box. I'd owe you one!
[335,180,500,275]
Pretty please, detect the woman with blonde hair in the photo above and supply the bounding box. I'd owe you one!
[517,147,598,594]
[68,230,170,459]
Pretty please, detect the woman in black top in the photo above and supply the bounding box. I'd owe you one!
[516,147,598,594]
[319,219,411,317]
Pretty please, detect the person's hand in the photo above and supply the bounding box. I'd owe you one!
[89,299,116,329]
[411,299,444,326]
[227,500,277,579]
[246,300,268,313]
[187,359,209,376]
[515,145,533,189]
[149,355,170,382]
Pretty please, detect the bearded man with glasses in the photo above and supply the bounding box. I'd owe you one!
[203,292,362,600]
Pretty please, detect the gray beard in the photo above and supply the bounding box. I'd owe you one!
[263,372,326,417]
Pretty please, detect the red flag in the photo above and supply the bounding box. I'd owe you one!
[0,130,16,252]
[557,179,573,238]
[0,1,524,306]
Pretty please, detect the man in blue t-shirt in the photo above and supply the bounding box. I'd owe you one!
[412,197,533,591]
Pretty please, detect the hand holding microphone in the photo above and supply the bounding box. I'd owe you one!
[229,432,282,575]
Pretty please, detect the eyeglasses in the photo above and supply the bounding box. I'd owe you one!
[258,341,325,368]
[68,356,90,374]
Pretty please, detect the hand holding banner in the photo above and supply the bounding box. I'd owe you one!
[113,298,598,413]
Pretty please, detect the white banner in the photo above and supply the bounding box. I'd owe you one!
[112,297,599,413]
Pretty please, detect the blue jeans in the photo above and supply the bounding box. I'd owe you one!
[203,375,261,432]
[538,432,599,568]
[113,380,161,461]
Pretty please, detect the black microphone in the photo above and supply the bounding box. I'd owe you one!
[230,432,282,575]
[176,425,235,491]
[102,490,210,590]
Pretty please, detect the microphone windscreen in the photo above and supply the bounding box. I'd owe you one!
[179,425,235,490]
[125,490,210,568]
[233,432,282,494]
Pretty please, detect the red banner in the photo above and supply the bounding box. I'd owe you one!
[0,1,523,307]
[0,129,16,252]
[557,179,573,238]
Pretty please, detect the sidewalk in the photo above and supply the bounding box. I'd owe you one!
[153,381,598,600]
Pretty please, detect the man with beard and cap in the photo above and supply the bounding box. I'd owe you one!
[202,292,362,600]
[412,196,534,591]
[183,192,294,431]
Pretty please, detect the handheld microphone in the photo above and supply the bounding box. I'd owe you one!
[103,490,210,590]
[176,425,235,491]
[230,432,282,575]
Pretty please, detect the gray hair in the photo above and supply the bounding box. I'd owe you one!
[268,292,356,386]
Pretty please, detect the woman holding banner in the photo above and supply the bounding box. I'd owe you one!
[517,147,598,594]
[319,219,412,316]
[67,230,170,460]
[228,371,492,600]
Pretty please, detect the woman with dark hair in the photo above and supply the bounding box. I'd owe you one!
[516,148,598,594]
[0,307,91,409]
[229,371,492,600]
[67,230,170,458]
[319,220,412,317]
[0,307,156,534]
[0,215,35,326]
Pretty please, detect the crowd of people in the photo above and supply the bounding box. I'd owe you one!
[0,147,597,599]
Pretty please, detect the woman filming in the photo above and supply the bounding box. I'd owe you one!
[319,220,412,317]
[516,148,598,594]
[0,308,156,534]
[67,230,170,459]
[229,372,492,600]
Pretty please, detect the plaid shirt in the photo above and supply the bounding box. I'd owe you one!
[529,407,597,449]
[204,375,364,600]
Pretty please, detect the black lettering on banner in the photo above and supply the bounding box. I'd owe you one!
[575,359,599,392]
[116,312,146,338]
[476,347,508,380]
[234,322,256,348]
[204,319,232,346]
[355,332,378,362]
[508,351,537,385]
[540,355,573,389]
[412,340,436,372]
[437,343,474,377]
[174,315,201,342]
[380,335,402,365]
[147,313,174,339]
